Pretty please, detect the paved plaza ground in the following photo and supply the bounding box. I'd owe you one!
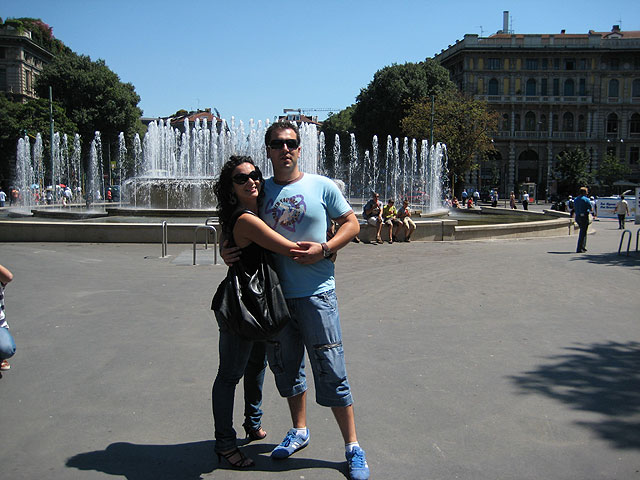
[0,216,638,479]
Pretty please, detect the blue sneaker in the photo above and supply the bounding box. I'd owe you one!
[271,428,310,459]
[346,446,370,480]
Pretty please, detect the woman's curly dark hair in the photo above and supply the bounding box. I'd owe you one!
[213,155,264,234]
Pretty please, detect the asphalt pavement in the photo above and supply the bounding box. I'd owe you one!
[0,216,638,479]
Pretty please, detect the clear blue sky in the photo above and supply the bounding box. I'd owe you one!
[3,0,638,125]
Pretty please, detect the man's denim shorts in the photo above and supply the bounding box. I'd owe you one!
[266,289,353,407]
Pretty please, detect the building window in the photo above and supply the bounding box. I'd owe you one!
[606,113,619,135]
[542,58,549,70]
[564,79,575,96]
[541,78,548,95]
[632,79,640,97]
[579,58,587,70]
[609,79,619,97]
[553,78,560,96]
[610,58,620,70]
[540,114,547,132]
[502,114,509,131]
[487,58,502,70]
[25,70,33,94]
[630,146,639,165]
[526,78,536,96]
[578,115,586,132]
[630,113,640,136]
[0,47,5,59]
[0,68,6,91]
[552,114,559,132]
[606,146,616,157]
[525,111,536,131]
[579,78,586,96]
[514,114,521,131]
[565,59,575,70]
[525,58,539,70]
[553,58,560,70]
[562,112,574,132]
[488,78,499,95]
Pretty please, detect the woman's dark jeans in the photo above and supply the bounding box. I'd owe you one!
[212,330,266,453]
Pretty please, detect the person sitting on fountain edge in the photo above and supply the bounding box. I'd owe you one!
[363,192,383,244]
[381,198,402,243]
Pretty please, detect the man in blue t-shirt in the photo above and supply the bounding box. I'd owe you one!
[222,121,369,479]
[574,186,592,253]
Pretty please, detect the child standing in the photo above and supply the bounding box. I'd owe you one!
[0,264,16,372]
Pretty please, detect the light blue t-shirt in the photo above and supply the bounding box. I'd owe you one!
[260,173,352,298]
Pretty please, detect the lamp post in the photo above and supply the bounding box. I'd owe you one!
[537,121,542,204]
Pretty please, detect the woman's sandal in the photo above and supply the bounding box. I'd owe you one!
[244,425,267,442]
[216,448,255,468]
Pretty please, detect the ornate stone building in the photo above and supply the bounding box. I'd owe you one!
[435,21,640,198]
[0,24,54,103]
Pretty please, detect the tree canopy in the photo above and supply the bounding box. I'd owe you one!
[34,52,143,150]
[596,153,631,193]
[352,59,455,146]
[402,91,498,193]
[553,148,594,196]
[0,94,76,185]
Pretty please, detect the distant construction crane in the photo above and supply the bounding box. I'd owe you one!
[284,108,342,116]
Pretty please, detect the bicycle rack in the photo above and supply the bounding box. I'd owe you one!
[161,221,168,257]
[193,225,218,265]
[618,229,632,256]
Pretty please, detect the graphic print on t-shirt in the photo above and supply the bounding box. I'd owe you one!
[265,194,307,232]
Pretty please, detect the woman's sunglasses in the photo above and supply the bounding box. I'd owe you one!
[232,170,262,185]
[268,139,299,150]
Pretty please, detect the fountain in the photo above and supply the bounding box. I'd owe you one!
[4,115,574,244]
[10,115,448,220]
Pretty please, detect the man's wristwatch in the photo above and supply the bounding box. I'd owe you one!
[321,242,333,258]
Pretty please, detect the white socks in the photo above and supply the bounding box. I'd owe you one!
[345,441,360,453]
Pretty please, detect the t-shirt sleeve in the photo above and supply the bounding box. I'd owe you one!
[323,177,352,219]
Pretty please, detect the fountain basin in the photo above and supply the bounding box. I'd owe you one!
[0,206,575,243]
[125,177,217,209]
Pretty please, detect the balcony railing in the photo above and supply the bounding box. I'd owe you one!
[494,131,594,140]
[476,94,592,104]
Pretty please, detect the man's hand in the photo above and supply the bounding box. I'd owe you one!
[290,241,324,265]
[220,240,241,266]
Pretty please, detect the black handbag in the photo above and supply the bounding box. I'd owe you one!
[211,211,290,341]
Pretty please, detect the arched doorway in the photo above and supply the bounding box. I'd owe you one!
[517,149,540,184]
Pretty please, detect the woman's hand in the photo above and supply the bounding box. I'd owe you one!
[290,242,324,265]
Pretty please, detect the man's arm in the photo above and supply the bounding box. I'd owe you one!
[219,239,241,266]
[291,212,360,265]
[0,264,13,285]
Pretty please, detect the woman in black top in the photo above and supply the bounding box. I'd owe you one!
[211,156,298,468]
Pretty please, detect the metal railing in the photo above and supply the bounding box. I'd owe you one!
[617,227,640,256]
[193,225,218,265]
[161,221,168,257]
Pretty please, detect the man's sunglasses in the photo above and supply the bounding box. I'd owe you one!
[232,170,262,185]
[268,139,299,150]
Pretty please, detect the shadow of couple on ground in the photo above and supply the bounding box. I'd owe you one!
[66,439,347,479]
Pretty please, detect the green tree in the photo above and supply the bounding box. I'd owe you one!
[320,105,355,176]
[352,59,455,147]
[596,153,631,193]
[402,91,498,196]
[553,148,594,196]
[34,52,143,160]
[0,94,76,186]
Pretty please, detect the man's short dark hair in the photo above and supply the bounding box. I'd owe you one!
[265,121,301,147]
